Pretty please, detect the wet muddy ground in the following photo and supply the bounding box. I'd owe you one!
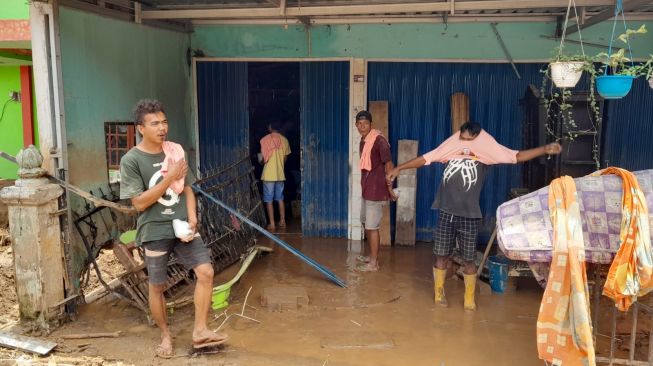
[5,220,645,365]
[44,232,547,366]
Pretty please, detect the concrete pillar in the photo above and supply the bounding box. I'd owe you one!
[348,58,367,241]
[0,145,65,329]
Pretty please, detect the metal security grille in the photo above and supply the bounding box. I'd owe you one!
[195,152,266,272]
[104,122,136,170]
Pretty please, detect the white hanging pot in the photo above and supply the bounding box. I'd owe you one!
[551,61,584,88]
[649,76,653,89]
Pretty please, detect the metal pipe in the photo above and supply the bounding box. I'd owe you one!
[192,184,347,288]
[490,23,521,79]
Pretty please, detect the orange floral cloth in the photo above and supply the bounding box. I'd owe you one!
[537,176,595,366]
[594,167,653,312]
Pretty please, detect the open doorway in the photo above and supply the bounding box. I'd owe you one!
[196,60,349,237]
[248,62,301,229]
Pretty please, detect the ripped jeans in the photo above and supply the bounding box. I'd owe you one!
[141,237,211,285]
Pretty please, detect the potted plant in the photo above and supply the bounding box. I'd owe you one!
[595,25,648,99]
[548,0,588,88]
[540,55,602,169]
[645,57,653,89]
[550,53,589,88]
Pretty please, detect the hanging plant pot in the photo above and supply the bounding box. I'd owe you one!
[596,75,635,99]
[649,77,653,89]
[550,61,584,88]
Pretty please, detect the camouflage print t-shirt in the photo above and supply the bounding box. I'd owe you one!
[119,147,196,245]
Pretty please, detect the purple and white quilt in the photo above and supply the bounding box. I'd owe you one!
[497,169,653,264]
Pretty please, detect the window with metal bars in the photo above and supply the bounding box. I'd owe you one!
[105,122,136,183]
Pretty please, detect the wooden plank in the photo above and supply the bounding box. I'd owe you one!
[451,92,469,134]
[321,331,394,349]
[368,101,391,247]
[0,330,57,355]
[61,331,122,339]
[141,1,615,20]
[395,140,418,246]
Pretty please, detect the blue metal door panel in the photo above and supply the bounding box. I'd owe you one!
[196,61,249,174]
[368,62,545,241]
[301,62,350,237]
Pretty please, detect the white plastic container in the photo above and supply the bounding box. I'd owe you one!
[550,61,584,88]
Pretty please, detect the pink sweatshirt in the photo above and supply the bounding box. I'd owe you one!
[422,130,518,165]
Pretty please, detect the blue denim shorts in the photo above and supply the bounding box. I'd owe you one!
[262,181,284,203]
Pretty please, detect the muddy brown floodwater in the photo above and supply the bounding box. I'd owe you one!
[43,230,548,366]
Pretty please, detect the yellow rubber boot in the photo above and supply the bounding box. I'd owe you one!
[433,268,448,307]
[463,274,477,311]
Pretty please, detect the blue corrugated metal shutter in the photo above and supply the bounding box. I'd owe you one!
[301,62,350,237]
[196,62,249,174]
[368,62,545,241]
[603,78,653,170]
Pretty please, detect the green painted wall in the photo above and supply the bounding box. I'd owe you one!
[60,7,192,192]
[0,66,37,179]
[0,67,22,179]
[0,0,29,20]
[59,6,191,288]
[192,21,653,60]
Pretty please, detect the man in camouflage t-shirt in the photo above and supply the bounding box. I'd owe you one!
[120,99,227,358]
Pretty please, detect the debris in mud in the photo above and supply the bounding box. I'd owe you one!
[0,228,9,247]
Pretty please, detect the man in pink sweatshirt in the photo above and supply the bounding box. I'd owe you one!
[387,122,561,311]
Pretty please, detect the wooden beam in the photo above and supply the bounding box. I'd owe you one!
[142,1,616,20]
[580,6,587,25]
[368,101,392,247]
[455,0,614,11]
[143,3,445,19]
[280,0,286,16]
[451,92,469,133]
[297,16,311,26]
[566,0,653,35]
[134,1,142,24]
[490,23,521,79]
[395,140,418,246]
[60,0,190,33]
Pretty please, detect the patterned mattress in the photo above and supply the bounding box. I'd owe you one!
[496,170,653,263]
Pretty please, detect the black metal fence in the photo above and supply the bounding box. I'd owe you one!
[196,150,265,273]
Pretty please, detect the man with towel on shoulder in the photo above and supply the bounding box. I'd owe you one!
[387,121,561,311]
[259,121,291,230]
[356,110,397,272]
[119,99,228,358]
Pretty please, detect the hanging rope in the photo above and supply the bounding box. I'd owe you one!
[605,0,635,75]
[557,0,586,60]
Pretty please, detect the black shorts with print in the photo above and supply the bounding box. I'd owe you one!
[142,236,211,285]
[433,211,481,262]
